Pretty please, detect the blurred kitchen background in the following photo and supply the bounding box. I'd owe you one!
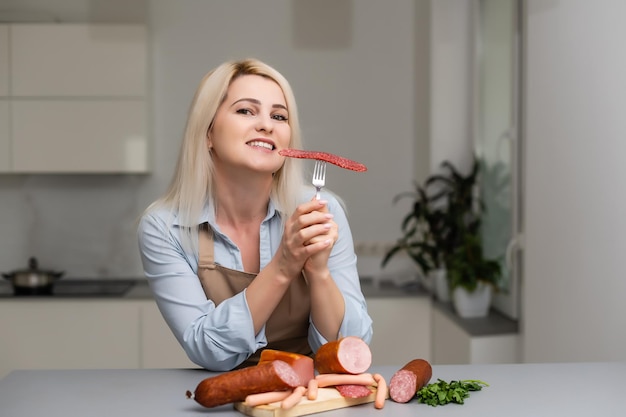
[0,0,625,372]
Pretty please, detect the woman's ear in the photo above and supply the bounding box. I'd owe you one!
[206,122,214,149]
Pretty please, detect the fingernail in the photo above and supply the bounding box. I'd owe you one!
[325,213,334,219]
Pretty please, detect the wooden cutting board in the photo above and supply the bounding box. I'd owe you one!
[234,387,380,417]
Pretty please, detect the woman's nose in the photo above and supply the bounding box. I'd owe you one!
[255,113,273,132]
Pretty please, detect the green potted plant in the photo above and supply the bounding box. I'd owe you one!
[380,179,450,299]
[383,156,502,315]
[447,230,502,317]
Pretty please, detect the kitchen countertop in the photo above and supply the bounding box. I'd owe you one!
[1,362,623,416]
[0,277,428,299]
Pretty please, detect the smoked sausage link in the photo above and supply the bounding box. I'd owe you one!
[388,359,432,403]
[187,360,300,408]
[258,349,315,386]
[314,336,372,375]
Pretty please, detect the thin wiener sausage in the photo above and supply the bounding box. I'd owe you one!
[244,390,292,407]
[281,386,307,409]
[373,373,388,409]
[307,379,319,401]
[315,373,375,388]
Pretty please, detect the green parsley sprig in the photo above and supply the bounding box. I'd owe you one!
[416,379,489,406]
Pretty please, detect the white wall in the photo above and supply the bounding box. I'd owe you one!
[522,0,626,362]
[0,0,428,278]
[430,0,474,173]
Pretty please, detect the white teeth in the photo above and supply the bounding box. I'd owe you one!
[248,141,273,150]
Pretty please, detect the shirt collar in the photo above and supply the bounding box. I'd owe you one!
[171,198,279,228]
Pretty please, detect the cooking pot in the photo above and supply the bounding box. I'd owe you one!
[2,257,64,295]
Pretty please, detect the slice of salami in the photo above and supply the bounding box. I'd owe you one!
[278,149,367,172]
[335,384,373,399]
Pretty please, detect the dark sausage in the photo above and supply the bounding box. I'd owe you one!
[258,349,315,386]
[278,149,368,172]
[388,359,432,403]
[186,360,300,408]
[314,336,372,375]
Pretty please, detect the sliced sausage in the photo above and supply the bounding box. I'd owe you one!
[334,384,373,399]
[278,149,368,172]
[186,360,300,408]
[259,349,315,386]
[388,359,432,403]
[314,336,372,375]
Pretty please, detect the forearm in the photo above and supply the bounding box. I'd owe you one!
[306,269,345,342]
[245,257,297,334]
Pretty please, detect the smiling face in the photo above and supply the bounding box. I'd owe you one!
[208,74,291,177]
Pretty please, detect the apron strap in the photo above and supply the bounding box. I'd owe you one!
[198,222,216,270]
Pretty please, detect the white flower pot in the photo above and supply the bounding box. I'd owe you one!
[452,281,493,318]
[429,268,450,302]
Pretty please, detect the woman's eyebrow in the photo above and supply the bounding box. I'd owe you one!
[231,98,287,111]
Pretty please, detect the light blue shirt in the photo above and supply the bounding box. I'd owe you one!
[137,191,373,371]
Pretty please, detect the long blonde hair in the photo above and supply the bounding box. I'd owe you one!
[145,58,305,251]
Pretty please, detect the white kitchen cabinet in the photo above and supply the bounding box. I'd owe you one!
[139,301,199,369]
[0,295,433,378]
[0,25,8,96]
[431,306,519,365]
[10,24,146,97]
[366,297,431,366]
[141,296,433,369]
[12,100,147,173]
[2,23,148,174]
[0,300,141,379]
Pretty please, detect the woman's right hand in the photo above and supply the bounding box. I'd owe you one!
[276,199,334,278]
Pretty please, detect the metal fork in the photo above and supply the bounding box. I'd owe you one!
[312,160,327,200]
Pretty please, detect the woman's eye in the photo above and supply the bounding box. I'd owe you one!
[272,114,288,122]
[236,108,253,115]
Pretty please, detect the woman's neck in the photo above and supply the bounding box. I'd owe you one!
[213,172,273,230]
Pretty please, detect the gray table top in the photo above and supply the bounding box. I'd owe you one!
[1,362,623,416]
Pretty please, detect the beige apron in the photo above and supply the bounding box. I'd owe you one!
[197,223,312,368]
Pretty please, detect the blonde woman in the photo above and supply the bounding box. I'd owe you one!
[138,59,372,371]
